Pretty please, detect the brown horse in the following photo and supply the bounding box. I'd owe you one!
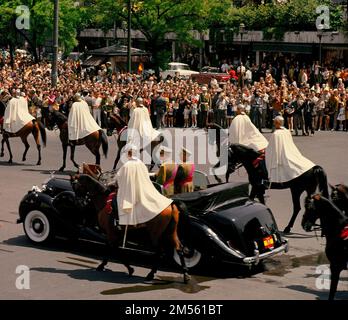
[107,114,164,170]
[44,111,108,171]
[71,174,190,283]
[0,120,46,165]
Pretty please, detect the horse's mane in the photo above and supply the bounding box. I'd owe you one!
[230,143,260,160]
[78,174,108,196]
[52,110,67,123]
[316,196,348,225]
[0,100,5,117]
[111,114,127,128]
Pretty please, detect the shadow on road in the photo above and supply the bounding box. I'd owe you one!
[285,285,348,300]
[0,161,35,167]
[3,235,259,287]
[21,168,77,176]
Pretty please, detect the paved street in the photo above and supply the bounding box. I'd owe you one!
[0,129,347,300]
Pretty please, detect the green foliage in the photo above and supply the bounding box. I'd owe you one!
[227,0,345,39]
[0,0,84,59]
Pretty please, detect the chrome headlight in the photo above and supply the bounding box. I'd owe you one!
[31,185,42,193]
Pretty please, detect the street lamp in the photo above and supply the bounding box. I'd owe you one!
[127,0,131,73]
[239,23,246,64]
[51,0,59,88]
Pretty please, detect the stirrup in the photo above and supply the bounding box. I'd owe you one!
[262,179,271,189]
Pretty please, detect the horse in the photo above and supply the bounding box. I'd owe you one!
[330,183,348,215]
[0,102,46,165]
[71,173,191,283]
[215,143,329,234]
[302,194,348,300]
[44,110,108,171]
[106,113,164,170]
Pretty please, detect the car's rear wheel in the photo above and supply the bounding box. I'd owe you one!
[173,245,203,270]
[23,210,53,243]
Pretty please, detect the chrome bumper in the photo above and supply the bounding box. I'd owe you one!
[243,240,289,265]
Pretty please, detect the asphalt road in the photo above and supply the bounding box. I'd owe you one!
[0,128,347,300]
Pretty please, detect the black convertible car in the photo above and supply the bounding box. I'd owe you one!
[17,175,288,269]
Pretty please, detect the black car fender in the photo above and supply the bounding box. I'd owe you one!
[18,191,54,222]
[18,190,79,237]
[181,216,246,261]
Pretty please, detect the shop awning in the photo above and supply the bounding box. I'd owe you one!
[82,56,107,67]
[252,43,313,54]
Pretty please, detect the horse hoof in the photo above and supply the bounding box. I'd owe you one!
[184,274,191,284]
[8,159,12,164]
[36,161,41,166]
[145,272,154,282]
[22,158,26,162]
[0,153,3,158]
[96,265,105,272]
[283,226,291,234]
[128,267,134,277]
[58,167,65,172]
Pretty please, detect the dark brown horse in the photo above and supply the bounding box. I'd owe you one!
[107,114,164,170]
[44,111,108,171]
[302,194,348,300]
[71,174,190,283]
[0,112,46,165]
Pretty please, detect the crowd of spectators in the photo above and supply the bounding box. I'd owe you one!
[1,49,347,135]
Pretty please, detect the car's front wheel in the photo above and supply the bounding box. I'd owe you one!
[173,244,203,270]
[23,210,53,243]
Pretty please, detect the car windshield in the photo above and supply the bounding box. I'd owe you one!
[172,65,190,71]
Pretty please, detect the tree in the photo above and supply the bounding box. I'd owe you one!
[0,0,84,61]
[92,0,230,72]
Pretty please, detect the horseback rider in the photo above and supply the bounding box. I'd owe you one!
[3,89,35,134]
[175,147,195,193]
[68,93,101,141]
[152,146,178,197]
[116,144,173,226]
[229,104,268,177]
[265,116,315,184]
[127,97,160,151]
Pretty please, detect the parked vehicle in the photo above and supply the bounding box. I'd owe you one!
[191,66,231,85]
[17,175,288,269]
[160,62,199,80]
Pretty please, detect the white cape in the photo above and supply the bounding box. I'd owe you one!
[127,107,160,148]
[117,158,173,225]
[228,113,268,151]
[3,97,34,133]
[266,128,315,183]
[68,100,101,140]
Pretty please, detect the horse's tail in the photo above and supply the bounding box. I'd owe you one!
[38,120,47,147]
[99,130,108,158]
[314,165,329,198]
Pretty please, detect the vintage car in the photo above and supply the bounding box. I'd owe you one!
[17,174,288,269]
[190,66,231,85]
[160,62,199,80]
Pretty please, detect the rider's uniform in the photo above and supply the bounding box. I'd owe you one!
[68,99,101,141]
[229,112,268,169]
[265,127,315,183]
[127,105,160,149]
[228,112,268,151]
[3,96,34,133]
[116,155,172,225]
